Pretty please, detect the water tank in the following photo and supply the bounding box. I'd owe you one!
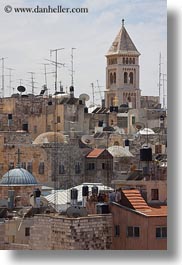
[71,188,78,200]
[125,139,130,146]
[113,106,118,113]
[140,147,152,161]
[92,186,98,196]
[96,203,109,214]
[110,106,114,112]
[84,107,88,113]
[22,123,28,132]
[82,185,89,197]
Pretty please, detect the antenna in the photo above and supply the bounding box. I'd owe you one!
[162,73,167,109]
[28,72,36,94]
[7,67,15,96]
[0,57,8,98]
[91,82,95,106]
[50,48,64,93]
[71,48,76,86]
[158,52,162,104]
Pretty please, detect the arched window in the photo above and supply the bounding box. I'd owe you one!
[123,57,125,64]
[124,72,128,83]
[110,73,113,84]
[113,72,116,83]
[129,72,133,84]
[133,58,135,64]
[114,141,119,146]
[126,58,128,64]
[129,58,132,64]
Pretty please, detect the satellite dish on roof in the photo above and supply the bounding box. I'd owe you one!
[79,93,90,102]
[17,86,26,93]
[81,135,94,145]
[134,122,145,131]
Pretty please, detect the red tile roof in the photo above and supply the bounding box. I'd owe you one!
[122,189,167,217]
[86,149,105,158]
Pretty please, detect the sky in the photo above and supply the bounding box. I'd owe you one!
[0,0,167,106]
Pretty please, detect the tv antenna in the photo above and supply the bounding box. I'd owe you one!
[7,67,15,96]
[71,48,76,86]
[50,48,64,93]
[27,72,36,95]
[0,57,8,98]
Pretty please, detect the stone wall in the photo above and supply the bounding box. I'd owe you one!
[29,214,112,250]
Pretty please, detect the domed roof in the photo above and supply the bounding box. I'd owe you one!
[0,167,38,185]
[108,146,133,158]
[33,132,66,145]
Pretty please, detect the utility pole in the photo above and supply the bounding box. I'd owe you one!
[71,48,76,86]
[50,48,64,93]
[0,57,8,98]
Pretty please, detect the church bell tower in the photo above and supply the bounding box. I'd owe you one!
[105,19,141,109]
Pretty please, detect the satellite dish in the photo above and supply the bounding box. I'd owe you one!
[66,206,88,218]
[17,86,26,93]
[134,122,145,131]
[79,93,90,102]
[81,135,94,145]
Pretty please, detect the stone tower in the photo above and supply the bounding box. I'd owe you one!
[105,19,141,109]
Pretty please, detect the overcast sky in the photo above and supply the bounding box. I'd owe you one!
[0,0,167,105]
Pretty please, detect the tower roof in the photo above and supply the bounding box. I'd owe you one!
[107,20,140,56]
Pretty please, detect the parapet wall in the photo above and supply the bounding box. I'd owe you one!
[29,214,112,250]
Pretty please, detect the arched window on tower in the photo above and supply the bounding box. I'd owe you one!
[110,73,113,84]
[113,72,116,83]
[129,58,132,64]
[133,58,135,64]
[126,58,128,64]
[129,72,133,84]
[123,57,125,64]
[124,72,128,84]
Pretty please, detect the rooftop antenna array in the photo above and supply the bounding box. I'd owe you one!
[50,48,64,93]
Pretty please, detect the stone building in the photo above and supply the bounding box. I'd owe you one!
[85,149,113,185]
[105,19,141,109]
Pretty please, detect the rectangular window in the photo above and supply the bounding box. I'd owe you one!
[102,163,106,170]
[156,227,167,238]
[59,164,65,174]
[57,116,61,123]
[127,226,140,237]
[25,227,30,237]
[151,189,159,200]
[88,163,95,170]
[27,162,33,173]
[38,162,44,174]
[75,162,81,174]
[9,162,14,170]
[114,225,120,237]
[132,116,136,125]
[117,117,128,128]
[21,162,26,169]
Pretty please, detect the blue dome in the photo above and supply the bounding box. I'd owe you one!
[0,167,38,185]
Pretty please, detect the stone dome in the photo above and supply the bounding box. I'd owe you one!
[33,132,66,145]
[0,167,38,185]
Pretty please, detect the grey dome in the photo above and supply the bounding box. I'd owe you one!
[0,167,38,185]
